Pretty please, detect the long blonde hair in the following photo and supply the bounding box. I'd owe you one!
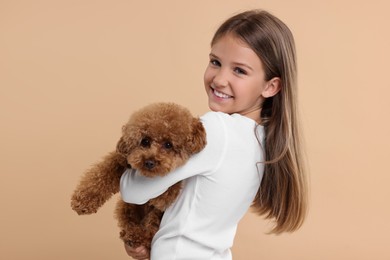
[211,10,308,234]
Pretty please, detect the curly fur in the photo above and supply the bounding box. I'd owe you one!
[71,102,206,250]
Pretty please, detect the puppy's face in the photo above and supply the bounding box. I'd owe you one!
[116,103,206,178]
[124,130,185,177]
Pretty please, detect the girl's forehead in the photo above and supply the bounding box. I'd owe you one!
[211,34,254,56]
[211,34,258,57]
[212,33,249,48]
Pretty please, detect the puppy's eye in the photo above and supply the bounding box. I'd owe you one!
[163,141,173,150]
[140,137,151,148]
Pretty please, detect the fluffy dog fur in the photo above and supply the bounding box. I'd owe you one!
[71,102,206,250]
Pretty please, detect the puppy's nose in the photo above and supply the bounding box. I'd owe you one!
[144,159,156,169]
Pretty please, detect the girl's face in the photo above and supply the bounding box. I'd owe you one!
[204,34,271,122]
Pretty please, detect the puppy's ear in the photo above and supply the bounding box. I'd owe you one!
[116,136,130,155]
[187,118,207,154]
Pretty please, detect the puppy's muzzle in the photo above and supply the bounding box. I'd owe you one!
[144,159,156,170]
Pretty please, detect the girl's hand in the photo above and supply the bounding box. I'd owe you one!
[124,243,150,260]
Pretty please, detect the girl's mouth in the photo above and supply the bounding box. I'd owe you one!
[211,87,233,99]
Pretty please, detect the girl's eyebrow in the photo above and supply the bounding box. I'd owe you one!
[209,53,253,72]
[209,53,218,59]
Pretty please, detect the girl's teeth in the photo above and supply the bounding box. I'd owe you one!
[214,89,231,98]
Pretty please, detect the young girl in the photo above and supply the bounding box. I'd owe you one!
[122,9,308,260]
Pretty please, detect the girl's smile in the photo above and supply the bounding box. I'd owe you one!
[210,87,233,99]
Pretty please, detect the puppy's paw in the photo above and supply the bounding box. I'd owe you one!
[120,229,152,250]
[70,192,101,215]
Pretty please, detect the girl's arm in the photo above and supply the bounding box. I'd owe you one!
[120,112,226,204]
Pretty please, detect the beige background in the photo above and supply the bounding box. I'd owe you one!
[1,0,390,259]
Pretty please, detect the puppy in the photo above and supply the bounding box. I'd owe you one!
[71,102,206,250]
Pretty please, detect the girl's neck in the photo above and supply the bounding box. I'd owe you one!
[236,108,262,124]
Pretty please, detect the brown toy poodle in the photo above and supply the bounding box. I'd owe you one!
[71,102,206,250]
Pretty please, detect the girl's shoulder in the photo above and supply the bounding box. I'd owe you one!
[199,111,227,139]
[200,111,246,122]
[201,111,260,129]
[200,111,264,144]
[200,111,231,134]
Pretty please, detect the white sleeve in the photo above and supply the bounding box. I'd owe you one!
[120,112,227,204]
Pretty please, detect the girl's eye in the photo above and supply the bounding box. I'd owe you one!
[210,59,221,67]
[234,67,247,75]
[140,137,151,148]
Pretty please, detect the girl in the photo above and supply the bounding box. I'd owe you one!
[122,9,308,260]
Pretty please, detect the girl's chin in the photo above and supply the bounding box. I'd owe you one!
[208,101,230,114]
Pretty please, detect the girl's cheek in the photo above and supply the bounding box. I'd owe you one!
[203,69,213,84]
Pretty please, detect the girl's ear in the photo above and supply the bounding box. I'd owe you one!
[262,77,281,98]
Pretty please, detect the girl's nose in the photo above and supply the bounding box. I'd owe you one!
[212,69,229,88]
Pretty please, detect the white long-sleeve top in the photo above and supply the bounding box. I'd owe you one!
[120,111,265,260]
